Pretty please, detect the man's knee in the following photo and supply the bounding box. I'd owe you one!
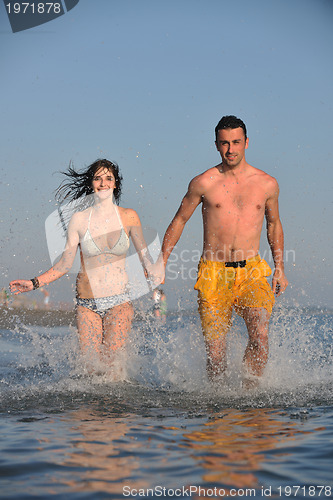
[205,335,227,352]
[243,307,270,328]
[199,303,232,337]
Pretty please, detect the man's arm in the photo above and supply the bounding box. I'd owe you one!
[265,181,289,296]
[162,177,203,267]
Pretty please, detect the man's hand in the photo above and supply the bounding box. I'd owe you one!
[146,254,165,287]
[272,269,288,297]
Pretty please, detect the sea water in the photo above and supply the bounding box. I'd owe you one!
[0,306,332,499]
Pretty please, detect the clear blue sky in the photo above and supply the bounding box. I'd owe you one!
[1,0,332,309]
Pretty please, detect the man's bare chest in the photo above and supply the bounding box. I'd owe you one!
[204,184,267,213]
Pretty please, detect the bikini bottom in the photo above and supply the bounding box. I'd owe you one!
[76,293,130,318]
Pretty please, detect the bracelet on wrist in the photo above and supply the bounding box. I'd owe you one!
[31,277,40,290]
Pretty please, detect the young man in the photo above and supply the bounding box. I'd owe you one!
[162,116,288,382]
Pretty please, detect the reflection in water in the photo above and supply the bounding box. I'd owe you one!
[60,408,148,495]
[37,405,321,496]
[180,408,312,491]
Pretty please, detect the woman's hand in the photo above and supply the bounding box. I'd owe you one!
[9,280,34,294]
[146,259,165,288]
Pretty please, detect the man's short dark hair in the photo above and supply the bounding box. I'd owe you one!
[215,115,247,141]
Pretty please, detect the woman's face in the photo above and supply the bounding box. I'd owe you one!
[92,167,116,199]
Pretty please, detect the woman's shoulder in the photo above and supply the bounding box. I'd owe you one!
[68,208,90,228]
[118,206,140,225]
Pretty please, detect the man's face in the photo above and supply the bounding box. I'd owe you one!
[215,127,249,168]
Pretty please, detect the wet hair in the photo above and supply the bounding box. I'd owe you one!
[215,115,247,142]
[55,158,123,206]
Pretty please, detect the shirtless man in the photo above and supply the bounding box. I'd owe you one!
[162,115,288,381]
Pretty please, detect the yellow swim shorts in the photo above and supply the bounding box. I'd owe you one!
[194,255,275,340]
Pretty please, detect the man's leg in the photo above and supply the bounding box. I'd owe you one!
[242,306,271,377]
[204,335,228,380]
[195,260,235,380]
[235,259,275,379]
[199,299,232,380]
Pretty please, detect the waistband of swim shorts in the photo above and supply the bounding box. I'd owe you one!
[199,254,261,268]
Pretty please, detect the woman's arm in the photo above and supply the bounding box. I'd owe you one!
[10,213,81,294]
[125,208,164,285]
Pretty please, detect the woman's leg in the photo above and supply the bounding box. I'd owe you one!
[102,301,134,352]
[76,304,104,355]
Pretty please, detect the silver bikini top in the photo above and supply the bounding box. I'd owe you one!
[80,205,130,258]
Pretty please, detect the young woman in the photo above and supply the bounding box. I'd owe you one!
[10,159,159,362]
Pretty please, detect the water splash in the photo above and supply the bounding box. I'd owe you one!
[0,306,332,412]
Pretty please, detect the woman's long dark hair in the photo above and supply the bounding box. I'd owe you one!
[56,158,123,205]
[55,159,123,231]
